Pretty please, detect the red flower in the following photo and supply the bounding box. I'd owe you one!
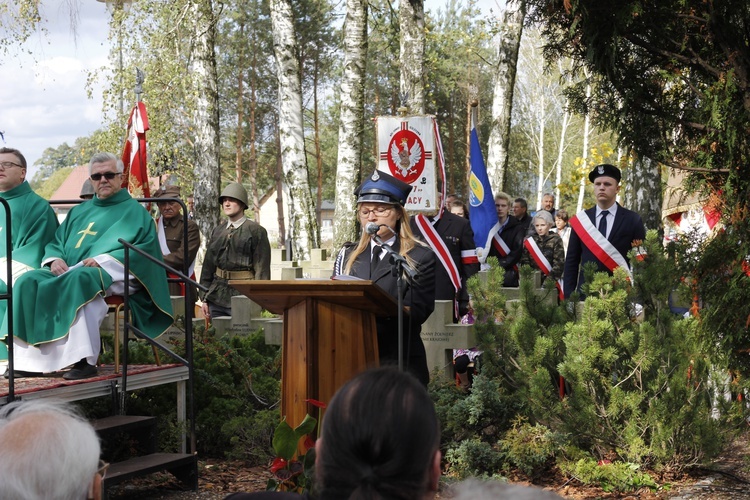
[304,398,327,409]
[271,457,288,473]
[303,435,315,451]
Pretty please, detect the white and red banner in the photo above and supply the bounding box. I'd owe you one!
[121,101,151,200]
[376,115,439,212]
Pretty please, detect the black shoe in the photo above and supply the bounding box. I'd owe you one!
[3,368,43,379]
[63,363,98,380]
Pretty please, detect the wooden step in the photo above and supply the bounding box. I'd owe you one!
[103,452,198,491]
[93,415,157,434]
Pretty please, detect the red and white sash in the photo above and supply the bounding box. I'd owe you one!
[157,216,197,296]
[414,214,460,292]
[523,237,564,299]
[492,228,518,272]
[569,212,632,280]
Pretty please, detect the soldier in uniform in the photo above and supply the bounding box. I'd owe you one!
[200,182,271,319]
[154,185,201,297]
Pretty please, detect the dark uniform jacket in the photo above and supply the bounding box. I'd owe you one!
[200,218,271,309]
[520,232,565,281]
[488,216,525,287]
[563,204,646,298]
[333,239,435,385]
[159,215,201,297]
[410,212,479,317]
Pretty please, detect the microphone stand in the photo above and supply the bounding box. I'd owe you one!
[370,233,417,372]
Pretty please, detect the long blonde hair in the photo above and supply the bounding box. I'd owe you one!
[343,204,425,275]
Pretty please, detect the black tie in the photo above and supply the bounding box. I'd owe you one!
[599,210,609,237]
[370,245,382,277]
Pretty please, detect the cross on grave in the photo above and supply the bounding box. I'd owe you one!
[270,248,303,280]
[300,248,334,279]
[420,300,476,380]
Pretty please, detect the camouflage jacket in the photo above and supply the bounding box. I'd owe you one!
[520,232,565,281]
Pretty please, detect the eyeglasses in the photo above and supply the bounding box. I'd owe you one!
[358,206,392,217]
[97,460,110,478]
[90,172,120,181]
[0,161,22,169]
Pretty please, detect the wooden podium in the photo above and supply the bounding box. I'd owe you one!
[229,279,398,431]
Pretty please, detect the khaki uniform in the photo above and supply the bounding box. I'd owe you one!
[160,215,201,297]
[200,218,271,310]
[520,232,565,281]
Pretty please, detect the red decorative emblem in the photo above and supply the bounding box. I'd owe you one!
[385,126,426,184]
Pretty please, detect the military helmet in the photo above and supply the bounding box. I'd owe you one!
[219,182,249,209]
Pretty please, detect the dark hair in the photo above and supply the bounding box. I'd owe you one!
[316,367,440,500]
[514,198,528,210]
[555,209,569,222]
[0,147,27,169]
[449,199,469,219]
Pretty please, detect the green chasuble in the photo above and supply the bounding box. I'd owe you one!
[3,189,173,348]
[0,181,59,359]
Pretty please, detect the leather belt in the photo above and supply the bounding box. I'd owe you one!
[215,268,254,280]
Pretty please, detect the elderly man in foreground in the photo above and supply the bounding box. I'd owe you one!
[2,152,173,380]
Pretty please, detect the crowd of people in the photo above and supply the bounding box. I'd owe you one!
[0,145,643,498]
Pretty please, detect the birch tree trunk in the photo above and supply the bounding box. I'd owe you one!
[576,81,592,213]
[553,110,571,206]
[270,0,317,259]
[535,92,545,210]
[334,0,368,249]
[399,0,425,114]
[624,155,662,230]
[191,0,221,248]
[486,0,525,194]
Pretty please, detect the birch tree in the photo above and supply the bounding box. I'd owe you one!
[399,0,425,114]
[623,155,662,230]
[486,0,525,194]
[269,0,318,259]
[334,0,368,248]
[191,0,222,240]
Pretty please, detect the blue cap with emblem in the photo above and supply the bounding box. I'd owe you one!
[354,170,413,206]
[588,163,621,183]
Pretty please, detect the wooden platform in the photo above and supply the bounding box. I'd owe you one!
[0,363,189,405]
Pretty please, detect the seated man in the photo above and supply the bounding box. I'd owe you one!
[2,152,173,380]
[0,399,104,500]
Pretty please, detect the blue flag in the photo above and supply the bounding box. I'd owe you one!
[468,121,499,265]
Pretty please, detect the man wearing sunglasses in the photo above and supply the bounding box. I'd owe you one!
[0,147,59,368]
[2,152,173,380]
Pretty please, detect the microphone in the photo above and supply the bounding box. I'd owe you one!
[365,222,381,235]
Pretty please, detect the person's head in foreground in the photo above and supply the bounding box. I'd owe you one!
[0,399,103,500]
[315,367,441,499]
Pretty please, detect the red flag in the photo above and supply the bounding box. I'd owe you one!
[121,101,151,199]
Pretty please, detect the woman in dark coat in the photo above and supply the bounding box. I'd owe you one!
[333,171,436,385]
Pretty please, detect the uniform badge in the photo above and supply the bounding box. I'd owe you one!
[597,165,605,175]
[371,170,380,181]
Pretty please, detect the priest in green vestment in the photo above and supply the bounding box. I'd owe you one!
[0,147,59,363]
[2,152,173,380]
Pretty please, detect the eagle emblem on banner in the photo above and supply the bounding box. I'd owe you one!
[386,129,426,184]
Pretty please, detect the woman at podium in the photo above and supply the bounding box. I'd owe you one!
[332,170,436,385]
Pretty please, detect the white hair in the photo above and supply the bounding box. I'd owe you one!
[88,152,124,175]
[450,478,564,499]
[0,399,101,500]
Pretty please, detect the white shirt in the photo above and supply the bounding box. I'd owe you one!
[595,203,618,239]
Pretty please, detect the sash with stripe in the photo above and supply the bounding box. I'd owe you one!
[523,236,564,300]
[569,212,632,280]
[492,230,518,272]
[414,214,460,292]
[157,216,197,296]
